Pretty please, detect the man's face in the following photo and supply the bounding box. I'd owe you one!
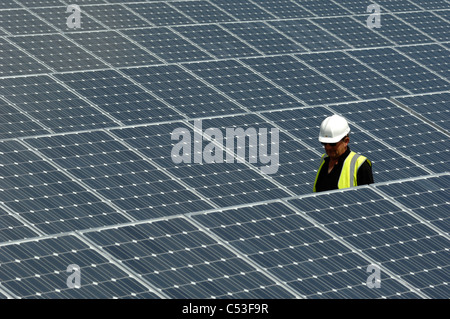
[323,136,349,159]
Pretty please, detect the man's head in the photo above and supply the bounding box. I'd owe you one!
[319,115,350,160]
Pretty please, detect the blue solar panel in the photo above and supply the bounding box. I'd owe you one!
[395,92,450,132]
[122,27,212,63]
[0,234,160,298]
[0,0,449,300]
[0,75,119,132]
[55,69,184,124]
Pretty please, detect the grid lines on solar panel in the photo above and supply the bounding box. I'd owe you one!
[0,38,51,77]
[241,55,356,105]
[170,0,236,24]
[0,75,120,133]
[173,24,261,59]
[329,99,450,174]
[376,174,450,240]
[30,5,107,32]
[268,19,349,51]
[8,34,109,72]
[408,0,450,10]
[65,30,163,68]
[396,44,450,80]
[0,9,56,35]
[192,200,421,298]
[347,48,450,94]
[125,2,196,26]
[54,69,184,125]
[211,0,276,21]
[252,0,313,19]
[191,113,320,195]
[0,0,21,9]
[395,92,450,132]
[394,11,450,42]
[297,51,410,99]
[0,98,50,140]
[121,27,212,63]
[288,185,449,298]
[83,217,296,298]
[370,0,422,12]
[0,234,160,298]
[181,59,304,112]
[351,13,434,45]
[110,119,292,208]
[24,130,214,220]
[74,4,151,29]
[220,21,305,55]
[296,0,353,17]
[311,16,392,48]
[121,64,247,118]
[0,139,131,235]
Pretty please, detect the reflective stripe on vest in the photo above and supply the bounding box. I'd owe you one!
[313,151,370,192]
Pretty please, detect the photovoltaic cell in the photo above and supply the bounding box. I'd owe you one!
[65,31,162,68]
[312,16,392,48]
[352,14,432,45]
[25,130,214,220]
[288,186,449,298]
[268,19,349,51]
[31,6,106,32]
[0,235,159,298]
[193,201,421,298]
[173,24,260,59]
[81,4,151,29]
[9,34,108,72]
[221,22,303,55]
[374,0,422,12]
[348,48,450,94]
[170,1,236,24]
[0,139,130,234]
[183,59,303,112]
[0,75,119,132]
[376,175,450,233]
[122,27,212,63]
[0,98,49,139]
[0,9,56,35]
[111,120,291,208]
[397,44,450,80]
[242,55,355,105]
[254,0,313,19]
[0,38,50,77]
[125,2,195,26]
[296,0,352,16]
[211,0,275,21]
[55,69,184,125]
[297,51,408,99]
[395,92,450,132]
[409,0,450,10]
[122,65,246,117]
[84,218,295,298]
[395,11,450,42]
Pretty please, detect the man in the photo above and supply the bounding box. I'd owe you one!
[313,114,373,192]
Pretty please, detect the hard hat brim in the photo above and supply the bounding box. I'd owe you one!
[318,129,350,143]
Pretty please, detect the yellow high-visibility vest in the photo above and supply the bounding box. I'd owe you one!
[313,151,371,192]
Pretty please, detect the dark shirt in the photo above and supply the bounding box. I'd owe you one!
[315,147,373,192]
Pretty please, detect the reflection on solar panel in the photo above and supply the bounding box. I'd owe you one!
[0,0,448,300]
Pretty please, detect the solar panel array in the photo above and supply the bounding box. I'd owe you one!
[0,0,448,299]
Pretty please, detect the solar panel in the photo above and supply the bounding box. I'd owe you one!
[0,0,449,301]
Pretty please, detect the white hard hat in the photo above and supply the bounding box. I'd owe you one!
[318,114,350,143]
